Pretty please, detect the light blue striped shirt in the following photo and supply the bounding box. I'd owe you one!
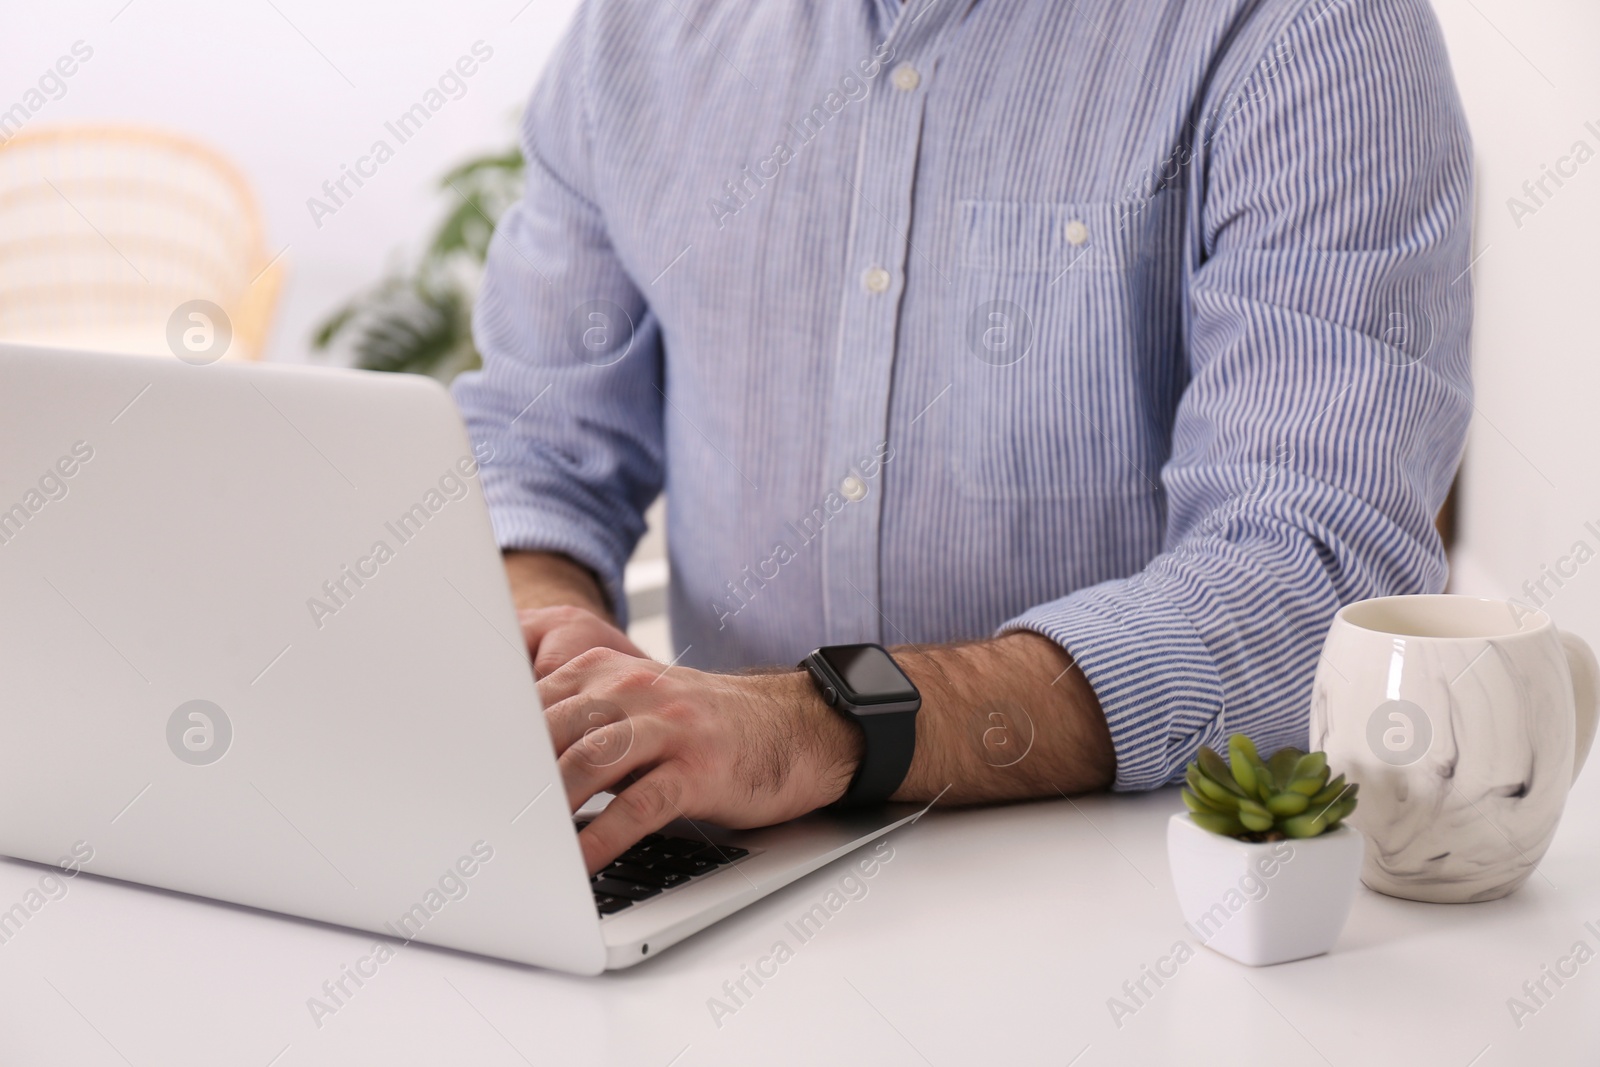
[453,0,1474,790]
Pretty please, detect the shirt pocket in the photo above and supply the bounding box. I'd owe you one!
[960,199,1144,274]
[946,194,1181,501]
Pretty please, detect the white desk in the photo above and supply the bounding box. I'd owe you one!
[2,778,1597,1066]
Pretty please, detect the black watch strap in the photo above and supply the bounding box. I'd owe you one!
[840,709,917,807]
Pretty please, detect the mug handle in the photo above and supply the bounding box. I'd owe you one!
[1560,631,1600,783]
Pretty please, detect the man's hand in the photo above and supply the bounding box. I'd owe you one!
[502,550,648,677]
[538,649,863,873]
[502,552,1115,876]
[538,631,1115,875]
[519,605,647,679]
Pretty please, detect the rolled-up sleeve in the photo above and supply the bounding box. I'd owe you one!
[1000,0,1474,790]
[452,5,663,624]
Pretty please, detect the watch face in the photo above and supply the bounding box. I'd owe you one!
[816,644,918,705]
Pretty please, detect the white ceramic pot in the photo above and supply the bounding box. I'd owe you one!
[1166,813,1363,966]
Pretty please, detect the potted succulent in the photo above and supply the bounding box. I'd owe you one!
[1166,734,1364,966]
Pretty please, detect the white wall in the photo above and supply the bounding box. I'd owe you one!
[1,0,581,366]
[1430,1,1600,643]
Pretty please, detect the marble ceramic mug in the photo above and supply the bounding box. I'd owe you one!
[1310,595,1599,903]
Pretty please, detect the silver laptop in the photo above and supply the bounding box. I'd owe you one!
[0,343,920,974]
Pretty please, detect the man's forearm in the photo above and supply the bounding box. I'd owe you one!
[503,550,612,619]
[887,632,1116,804]
[532,613,1115,870]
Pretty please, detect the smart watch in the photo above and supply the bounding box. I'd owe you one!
[800,643,920,807]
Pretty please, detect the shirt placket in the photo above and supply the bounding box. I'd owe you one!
[820,0,969,642]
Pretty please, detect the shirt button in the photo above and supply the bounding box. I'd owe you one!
[1064,219,1090,246]
[890,63,921,92]
[862,267,891,294]
[840,474,867,501]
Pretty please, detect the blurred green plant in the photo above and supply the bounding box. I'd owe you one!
[1183,734,1358,840]
[312,145,524,380]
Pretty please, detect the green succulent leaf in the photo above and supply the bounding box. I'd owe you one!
[1311,774,1350,806]
[1237,797,1270,818]
[1228,735,1261,794]
[1238,809,1274,832]
[1197,747,1246,795]
[1266,747,1304,790]
[1183,788,1229,815]
[1189,811,1247,837]
[1281,812,1329,838]
[1256,773,1277,805]
[1320,795,1359,826]
[1286,778,1321,797]
[1265,792,1310,817]
[1194,774,1243,810]
[1233,759,1258,797]
[1291,751,1328,783]
[1321,805,1348,827]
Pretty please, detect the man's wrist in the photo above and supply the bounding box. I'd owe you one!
[766,669,864,810]
[503,550,612,619]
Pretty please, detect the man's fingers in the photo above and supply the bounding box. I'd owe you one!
[557,715,655,812]
[536,645,639,710]
[517,605,585,654]
[533,630,594,679]
[544,691,631,755]
[519,606,648,678]
[578,769,686,874]
[536,648,610,709]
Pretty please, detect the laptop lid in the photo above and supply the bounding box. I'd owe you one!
[0,345,605,975]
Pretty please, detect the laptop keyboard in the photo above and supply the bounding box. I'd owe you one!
[577,820,750,917]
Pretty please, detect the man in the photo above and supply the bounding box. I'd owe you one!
[452,0,1473,874]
